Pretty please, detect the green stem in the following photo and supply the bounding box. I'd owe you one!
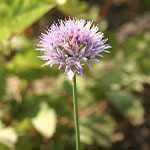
[73,74,80,150]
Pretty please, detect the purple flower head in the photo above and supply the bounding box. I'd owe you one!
[36,18,111,77]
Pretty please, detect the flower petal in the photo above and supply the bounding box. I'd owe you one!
[90,59,101,63]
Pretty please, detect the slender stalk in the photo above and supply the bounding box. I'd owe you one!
[73,74,80,150]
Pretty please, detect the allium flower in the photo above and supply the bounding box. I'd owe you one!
[36,18,111,77]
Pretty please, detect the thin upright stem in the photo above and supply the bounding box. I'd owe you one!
[73,74,80,150]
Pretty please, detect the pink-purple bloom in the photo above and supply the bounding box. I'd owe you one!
[36,18,111,76]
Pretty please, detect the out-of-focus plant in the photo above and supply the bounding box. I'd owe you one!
[0,0,54,41]
[0,0,149,150]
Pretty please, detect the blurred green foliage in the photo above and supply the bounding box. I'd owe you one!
[0,0,54,40]
[0,0,149,150]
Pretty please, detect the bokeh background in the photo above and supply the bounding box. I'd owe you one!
[0,0,150,150]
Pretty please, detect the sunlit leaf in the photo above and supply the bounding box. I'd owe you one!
[32,102,57,138]
[16,118,33,132]
[0,0,54,41]
[10,1,54,34]
[0,127,18,148]
[0,26,11,41]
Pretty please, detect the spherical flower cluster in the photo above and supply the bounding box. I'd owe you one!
[36,18,111,76]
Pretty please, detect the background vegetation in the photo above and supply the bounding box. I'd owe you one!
[0,0,150,150]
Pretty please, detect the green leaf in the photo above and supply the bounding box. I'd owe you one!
[107,91,145,123]
[16,134,42,150]
[80,114,116,147]
[53,140,66,150]
[31,102,57,138]
[6,41,57,80]
[11,94,44,120]
[123,33,150,74]
[124,34,143,58]
[10,1,54,34]
[0,143,9,150]
[0,0,54,41]
[105,31,118,58]
[16,118,33,132]
[0,26,11,41]
[97,70,122,86]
